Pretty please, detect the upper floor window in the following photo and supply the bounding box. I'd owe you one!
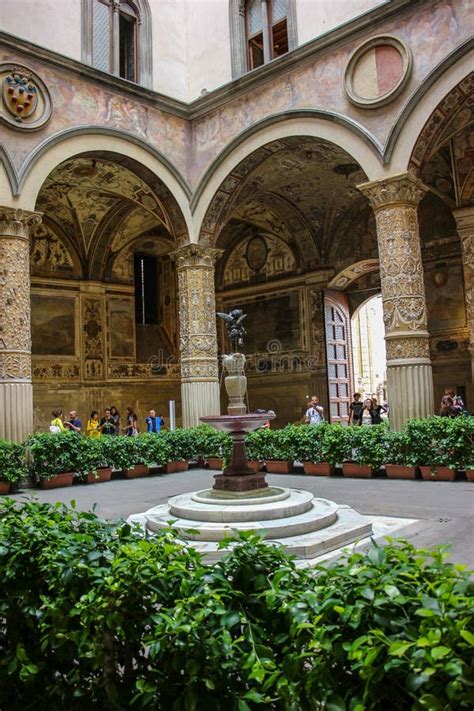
[246,0,289,70]
[230,0,297,78]
[82,0,152,87]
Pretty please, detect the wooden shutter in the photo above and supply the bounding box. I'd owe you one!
[324,289,354,425]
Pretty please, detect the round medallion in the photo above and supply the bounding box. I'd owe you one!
[344,36,412,108]
[0,63,52,130]
[245,235,268,272]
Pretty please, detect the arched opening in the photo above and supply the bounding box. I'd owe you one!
[30,150,188,430]
[205,134,377,426]
[351,294,386,403]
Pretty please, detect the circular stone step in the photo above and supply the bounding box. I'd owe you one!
[145,495,338,541]
[169,488,313,523]
[192,486,289,506]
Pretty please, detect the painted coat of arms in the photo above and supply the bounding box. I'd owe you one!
[3,71,38,121]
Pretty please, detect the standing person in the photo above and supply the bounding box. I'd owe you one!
[371,397,388,424]
[100,408,116,435]
[444,388,465,415]
[357,398,377,426]
[86,411,102,438]
[304,396,324,425]
[440,395,461,418]
[158,413,166,429]
[348,393,363,424]
[64,410,82,433]
[110,406,120,435]
[123,407,138,436]
[50,409,66,433]
[145,409,161,433]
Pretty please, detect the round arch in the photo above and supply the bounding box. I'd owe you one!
[192,113,385,241]
[328,259,380,290]
[388,48,473,175]
[10,128,194,241]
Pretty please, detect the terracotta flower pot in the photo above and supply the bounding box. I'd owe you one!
[303,461,332,476]
[466,469,474,482]
[0,481,11,495]
[342,463,374,478]
[207,458,223,470]
[163,460,189,473]
[265,460,294,474]
[122,464,150,479]
[85,467,112,484]
[385,464,418,480]
[420,466,456,482]
[247,460,263,472]
[39,472,74,489]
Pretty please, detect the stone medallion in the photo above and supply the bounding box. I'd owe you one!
[0,63,52,130]
[344,36,412,109]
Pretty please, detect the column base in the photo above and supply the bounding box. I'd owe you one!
[181,380,220,428]
[386,361,434,430]
[0,381,33,441]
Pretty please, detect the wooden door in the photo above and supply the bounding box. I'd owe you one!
[324,289,354,425]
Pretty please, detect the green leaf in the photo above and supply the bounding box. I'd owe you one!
[326,696,347,711]
[418,694,445,710]
[243,689,265,702]
[388,641,413,657]
[431,646,450,660]
[460,629,474,646]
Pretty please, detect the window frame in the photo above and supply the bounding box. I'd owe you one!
[82,0,152,88]
[230,0,297,79]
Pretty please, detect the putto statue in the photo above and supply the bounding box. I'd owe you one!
[216,309,247,351]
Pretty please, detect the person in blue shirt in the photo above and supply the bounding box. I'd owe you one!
[145,409,161,433]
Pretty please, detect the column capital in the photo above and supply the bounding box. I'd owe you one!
[0,207,42,240]
[171,243,223,270]
[357,172,428,211]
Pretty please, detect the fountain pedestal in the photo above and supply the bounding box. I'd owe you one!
[200,413,273,492]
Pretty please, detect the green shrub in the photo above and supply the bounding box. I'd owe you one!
[190,424,231,460]
[26,432,88,480]
[0,440,28,483]
[160,427,195,462]
[347,424,388,468]
[384,429,420,467]
[403,417,474,469]
[0,500,472,709]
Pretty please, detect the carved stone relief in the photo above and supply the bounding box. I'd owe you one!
[82,296,104,380]
[0,208,42,381]
[172,245,221,382]
[358,174,429,340]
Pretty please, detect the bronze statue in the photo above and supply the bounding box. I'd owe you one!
[217,309,247,351]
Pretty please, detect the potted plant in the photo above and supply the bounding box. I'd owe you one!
[81,437,113,484]
[0,440,28,494]
[458,417,474,481]
[253,426,295,474]
[26,432,85,488]
[384,429,419,479]
[105,436,151,478]
[161,429,192,473]
[192,425,230,470]
[342,425,386,478]
[404,417,458,481]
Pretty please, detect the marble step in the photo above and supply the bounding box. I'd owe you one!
[145,497,338,541]
[168,488,314,523]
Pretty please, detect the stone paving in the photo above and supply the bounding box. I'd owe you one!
[9,467,474,567]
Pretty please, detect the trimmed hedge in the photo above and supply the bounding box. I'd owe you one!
[1,416,472,483]
[0,499,472,709]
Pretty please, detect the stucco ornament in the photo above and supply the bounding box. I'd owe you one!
[0,208,42,381]
[171,245,222,382]
[0,64,52,130]
[358,173,430,362]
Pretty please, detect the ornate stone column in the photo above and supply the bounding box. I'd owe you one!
[0,207,42,441]
[358,173,434,429]
[172,244,222,428]
[453,207,474,389]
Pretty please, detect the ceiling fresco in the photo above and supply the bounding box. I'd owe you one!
[209,136,369,271]
[33,154,187,281]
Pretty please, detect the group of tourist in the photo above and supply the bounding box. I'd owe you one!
[439,388,467,417]
[304,393,389,426]
[49,407,166,437]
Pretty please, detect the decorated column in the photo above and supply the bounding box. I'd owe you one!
[0,207,42,441]
[453,207,474,389]
[358,173,434,429]
[172,244,222,427]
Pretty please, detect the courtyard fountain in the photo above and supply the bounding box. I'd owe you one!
[134,308,372,562]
